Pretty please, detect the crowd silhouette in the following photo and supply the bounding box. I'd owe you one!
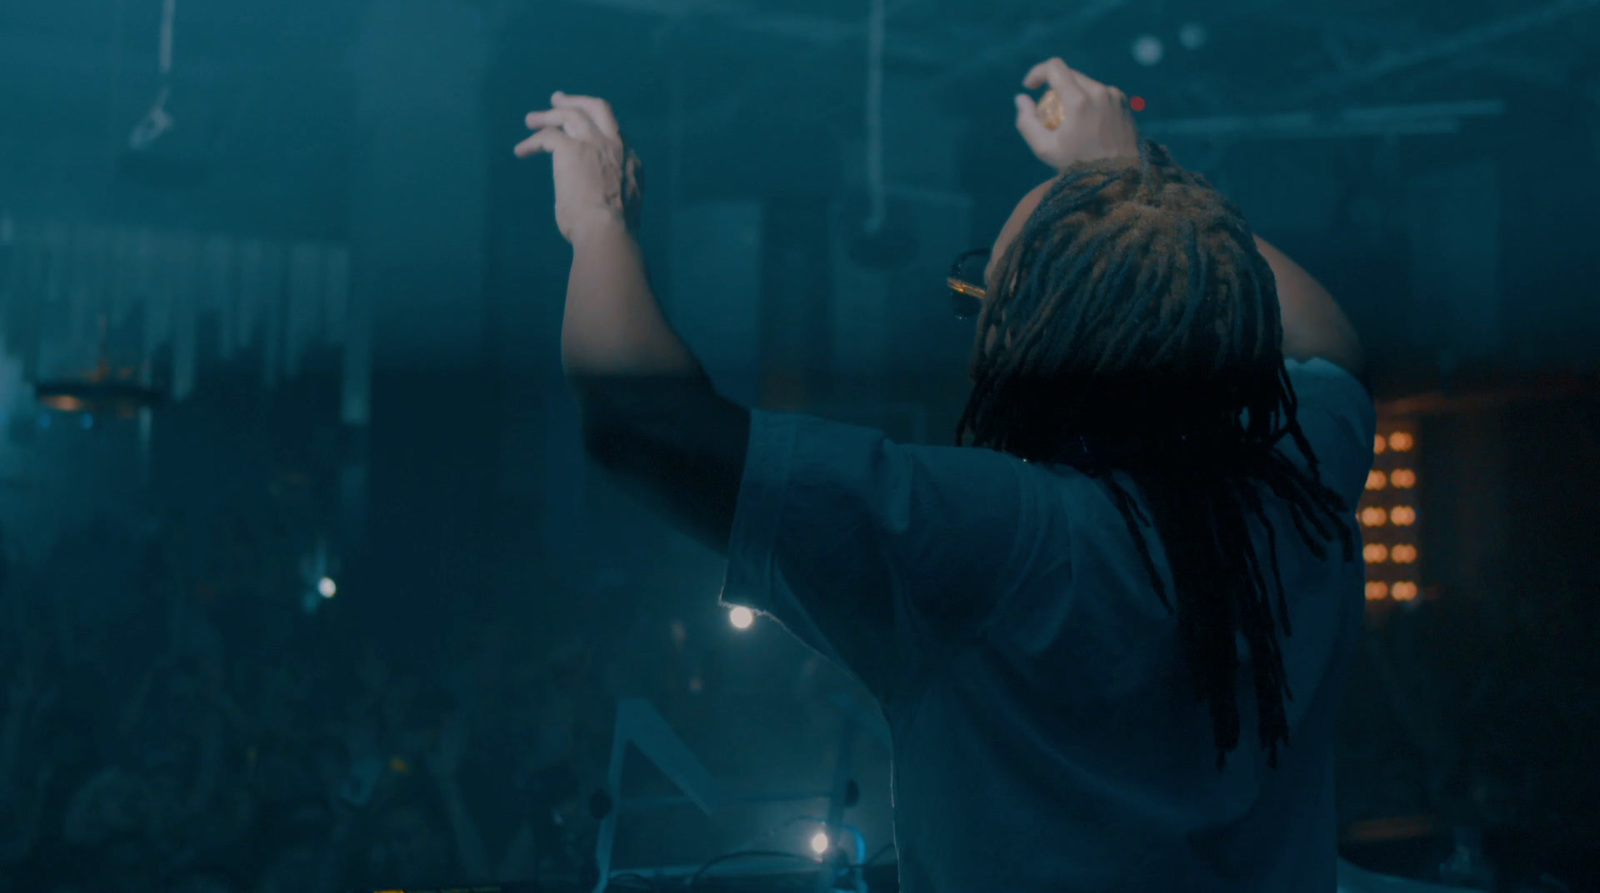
[0,517,613,893]
[1,512,1596,892]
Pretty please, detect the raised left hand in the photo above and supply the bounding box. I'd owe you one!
[1014,58,1141,174]
[516,92,642,243]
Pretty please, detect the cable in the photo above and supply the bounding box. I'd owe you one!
[606,872,663,891]
[865,843,896,866]
[683,849,818,891]
[130,0,177,149]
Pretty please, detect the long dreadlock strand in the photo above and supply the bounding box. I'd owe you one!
[957,141,1356,769]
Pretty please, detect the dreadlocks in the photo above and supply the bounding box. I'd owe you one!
[957,140,1356,769]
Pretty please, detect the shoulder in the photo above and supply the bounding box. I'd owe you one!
[1282,358,1378,504]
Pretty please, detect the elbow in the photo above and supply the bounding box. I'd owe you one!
[570,375,628,466]
[1285,327,1367,384]
[578,404,631,471]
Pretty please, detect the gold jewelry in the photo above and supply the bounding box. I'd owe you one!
[1036,89,1063,130]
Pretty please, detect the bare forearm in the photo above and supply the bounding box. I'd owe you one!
[563,216,700,378]
[559,215,748,553]
[1254,236,1365,380]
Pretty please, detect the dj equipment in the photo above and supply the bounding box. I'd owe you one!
[363,697,1508,893]
[364,860,904,893]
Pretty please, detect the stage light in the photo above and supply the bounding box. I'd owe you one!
[1366,470,1387,490]
[319,577,337,598]
[1132,35,1164,66]
[1373,435,1387,455]
[1391,506,1416,526]
[1391,469,1416,488]
[729,605,755,630]
[1392,545,1417,564]
[1366,581,1389,601]
[1361,507,1388,527]
[1364,543,1389,563]
[1388,432,1414,452]
[1178,23,1208,50]
[1392,581,1419,601]
[811,831,830,855]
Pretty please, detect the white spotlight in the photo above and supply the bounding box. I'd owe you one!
[728,605,755,631]
[318,577,337,598]
[1178,22,1208,50]
[1132,34,1165,66]
[810,831,830,855]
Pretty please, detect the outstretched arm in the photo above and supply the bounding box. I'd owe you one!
[517,93,749,554]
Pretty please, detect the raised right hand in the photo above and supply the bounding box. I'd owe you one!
[1015,58,1141,173]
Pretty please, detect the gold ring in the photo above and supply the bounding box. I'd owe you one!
[1036,89,1063,130]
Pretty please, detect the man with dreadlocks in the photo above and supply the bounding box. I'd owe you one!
[518,55,1372,893]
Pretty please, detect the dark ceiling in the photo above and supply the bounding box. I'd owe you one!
[1,0,1597,235]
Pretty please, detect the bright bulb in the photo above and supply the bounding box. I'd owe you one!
[811,832,830,855]
[728,605,755,630]
[1132,35,1165,66]
[318,577,337,598]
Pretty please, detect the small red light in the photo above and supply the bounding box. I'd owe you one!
[1130,96,1146,112]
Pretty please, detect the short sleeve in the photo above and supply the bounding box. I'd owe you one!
[1283,358,1378,508]
[720,410,1036,702]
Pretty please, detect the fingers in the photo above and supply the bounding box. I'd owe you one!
[1022,58,1081,97]
[1023,57,1108,99]
[524,107,602,143]
[1021,59,1052,91]
[551,92,620,139]
[513,126,571,158]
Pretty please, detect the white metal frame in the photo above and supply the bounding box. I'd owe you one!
[591,694,889,893]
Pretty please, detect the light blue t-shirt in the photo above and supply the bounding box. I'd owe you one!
[720,358,1377,893]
